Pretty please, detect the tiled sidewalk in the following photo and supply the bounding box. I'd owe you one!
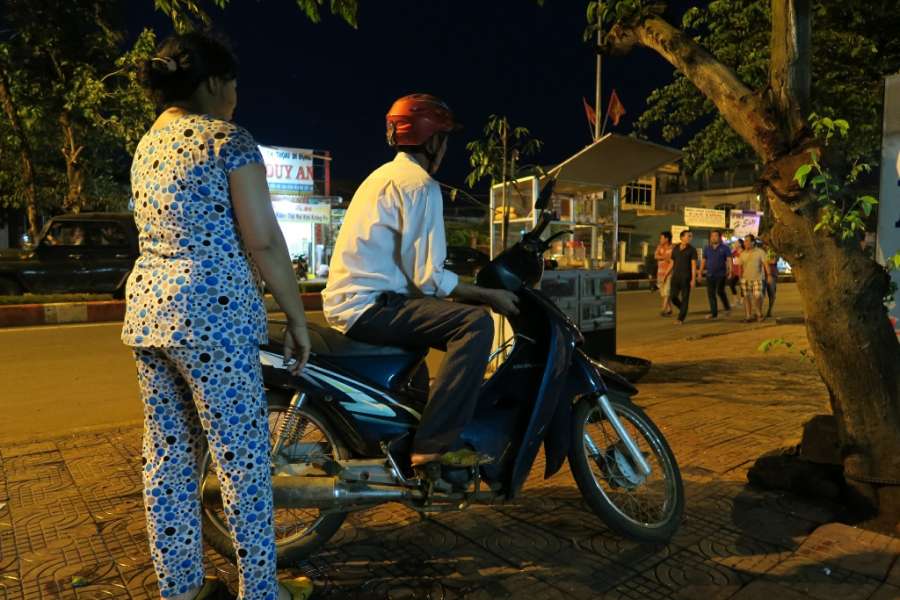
[1,324,898,599]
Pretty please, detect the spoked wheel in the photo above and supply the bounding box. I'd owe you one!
[201,393,349,566]
[569,395,684,543]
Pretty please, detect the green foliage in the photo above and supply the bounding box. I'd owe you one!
[446,223,489,247]
[584,1,665,40]
[629,0,900,175]
[154,0,357,31]
[793,115,877,242]
[0,1,157,213]
[465,115,543,189]
[758,337,814,363]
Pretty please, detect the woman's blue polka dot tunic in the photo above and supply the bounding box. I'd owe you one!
[122,114,268,348]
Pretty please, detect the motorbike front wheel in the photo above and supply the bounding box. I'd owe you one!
[569,395,684,543]
[200,392,349,566]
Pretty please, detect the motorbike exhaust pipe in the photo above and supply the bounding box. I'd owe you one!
[202,475,416,509]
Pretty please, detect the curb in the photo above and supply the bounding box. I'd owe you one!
[618,275,796,292]
[0,293,323,328]
[0,279,798,327]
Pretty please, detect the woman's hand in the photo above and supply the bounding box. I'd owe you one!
[283,319,311,375]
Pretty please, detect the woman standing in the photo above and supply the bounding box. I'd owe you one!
[123,32,312,600]
[654,231,674,316]
[729,239,743,307]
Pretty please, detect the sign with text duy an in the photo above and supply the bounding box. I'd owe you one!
[259,145,315,194]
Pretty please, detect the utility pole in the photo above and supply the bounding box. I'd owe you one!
[594,2,602,141]
[500,117,510,251]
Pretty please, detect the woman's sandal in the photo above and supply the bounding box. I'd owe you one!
[192,576,231,600]
[280,576,314,600]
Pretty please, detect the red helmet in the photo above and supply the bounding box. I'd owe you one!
[386,93,461,147]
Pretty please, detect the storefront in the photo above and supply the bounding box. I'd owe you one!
[259,144,341,278]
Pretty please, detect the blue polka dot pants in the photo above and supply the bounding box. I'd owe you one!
[132,345,278,599]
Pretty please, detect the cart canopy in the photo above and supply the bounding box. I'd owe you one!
[547,134,682,194]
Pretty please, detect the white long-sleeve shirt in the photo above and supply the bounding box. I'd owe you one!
[322,152,459,332]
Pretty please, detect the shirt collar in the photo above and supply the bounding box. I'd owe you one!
[394,152,431,176]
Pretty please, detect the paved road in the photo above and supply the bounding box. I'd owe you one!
[0,284,804,442]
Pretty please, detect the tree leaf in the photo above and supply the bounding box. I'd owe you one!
[794,164,813,187]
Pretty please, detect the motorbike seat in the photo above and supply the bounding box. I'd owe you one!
[267,321,423,359]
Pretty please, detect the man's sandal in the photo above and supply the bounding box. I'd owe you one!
[439,448,494,468]
[280,576,314,600]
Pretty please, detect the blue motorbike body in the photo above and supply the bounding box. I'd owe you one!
[262,287,632,499]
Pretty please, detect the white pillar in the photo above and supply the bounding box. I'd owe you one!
[876,74,900,333]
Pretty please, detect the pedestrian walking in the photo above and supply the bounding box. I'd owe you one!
[729,240,744,307]
[123,32,313,600]
[700,230,732,319]
[669,230,697,325]
[763,244,779,318]
[654,231,674,316]
[739,234,768,323]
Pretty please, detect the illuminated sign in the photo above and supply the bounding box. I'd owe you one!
[259,145,315,194]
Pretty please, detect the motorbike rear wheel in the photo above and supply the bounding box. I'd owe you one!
[201,392,349,566]
[569,395,684,543]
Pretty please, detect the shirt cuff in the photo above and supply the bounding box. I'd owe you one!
[434,269,459,298]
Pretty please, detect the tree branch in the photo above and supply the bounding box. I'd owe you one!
[770,0,811,142]
[604,16,785,162]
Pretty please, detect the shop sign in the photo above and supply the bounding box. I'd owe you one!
[271,197,330,224]
[259,145,315,194]
[684,206,726,228]
[730,211,761,237]
[876,74,900,331]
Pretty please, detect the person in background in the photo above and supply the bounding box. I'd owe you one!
[700,229,732,320]
[739,234,768,323]
[669,230,697,325]
[729,239,744,307]
[654,231,674,316]
[763,243,779,318]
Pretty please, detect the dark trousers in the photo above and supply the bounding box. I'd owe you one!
[346,292,494,455]
[669,276,692,322]
[706,275,731,317]
[764,277,776,315]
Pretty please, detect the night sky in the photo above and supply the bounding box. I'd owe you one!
[127,1,676,193]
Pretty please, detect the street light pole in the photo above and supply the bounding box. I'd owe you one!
[594,2,602,141]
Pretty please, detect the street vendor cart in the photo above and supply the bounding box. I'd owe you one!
[489,133,681,361]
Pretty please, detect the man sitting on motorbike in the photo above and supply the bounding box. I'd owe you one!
[322,93,519,472]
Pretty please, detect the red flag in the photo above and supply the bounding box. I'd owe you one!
[582,97,597,133]
[606,89,626,126]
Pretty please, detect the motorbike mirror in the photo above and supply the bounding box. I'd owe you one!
[534,177,557,211]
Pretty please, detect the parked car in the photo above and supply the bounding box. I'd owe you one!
[0,213,138,297]
[445,245,490,277]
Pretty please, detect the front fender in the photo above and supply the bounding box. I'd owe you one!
[542,350,638,478]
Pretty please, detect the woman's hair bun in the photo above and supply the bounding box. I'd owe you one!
[138,31,237,107]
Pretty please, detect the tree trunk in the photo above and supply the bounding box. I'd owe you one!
[0,61,40,241]
[765,161,900,529]
[59,111,85,214]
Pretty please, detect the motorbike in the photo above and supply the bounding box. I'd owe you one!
[292,254,309,281]
[200,179,684,566]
